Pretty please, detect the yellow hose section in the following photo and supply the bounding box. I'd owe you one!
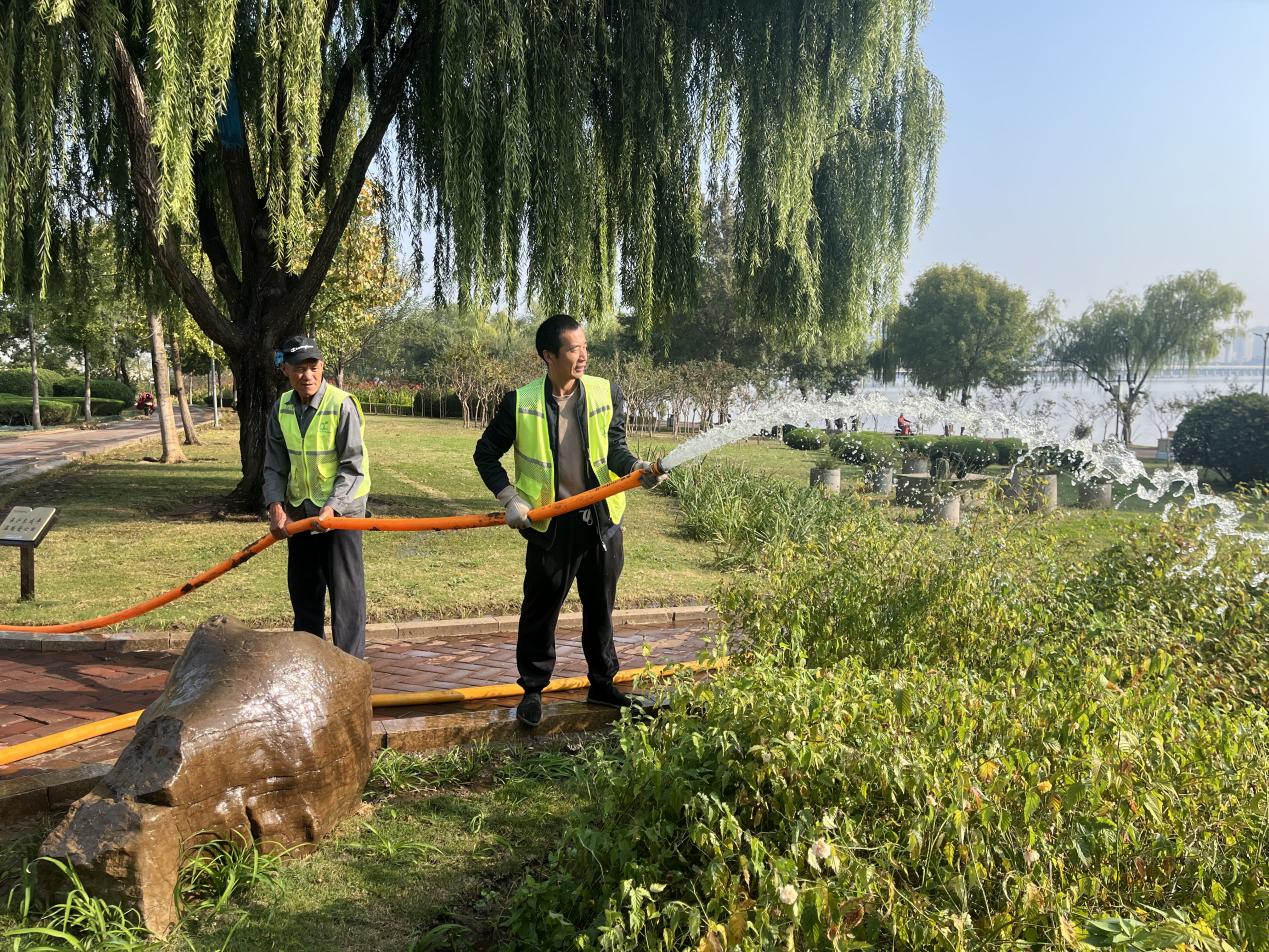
[0,658,720,768]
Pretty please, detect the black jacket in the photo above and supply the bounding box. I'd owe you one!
[473,376,639,548]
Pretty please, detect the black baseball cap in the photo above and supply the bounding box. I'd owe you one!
[279,335,323,365]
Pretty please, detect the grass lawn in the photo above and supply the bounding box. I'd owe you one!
[2,414,1257,631]
[0,416,745,630]
[0,743,587,951]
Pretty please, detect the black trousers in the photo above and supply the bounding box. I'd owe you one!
[287,527,367,658]
[517,511,623,692]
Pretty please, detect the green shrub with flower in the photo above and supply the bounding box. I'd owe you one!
[828,431,901,470]
[506,488,1268,949]
[925,435,999,476]
[785,427,829,451]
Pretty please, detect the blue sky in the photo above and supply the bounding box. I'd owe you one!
[903,0,1269,326]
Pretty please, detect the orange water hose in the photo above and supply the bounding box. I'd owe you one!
[0,468,653,634]
[0,657,721,768]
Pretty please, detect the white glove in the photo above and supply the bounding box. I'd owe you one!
[634,460,666,490]
[497,486,534,529]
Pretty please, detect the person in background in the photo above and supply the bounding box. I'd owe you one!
[263,335,371,658]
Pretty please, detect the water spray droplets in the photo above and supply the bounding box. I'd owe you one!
[659,387,1267,583]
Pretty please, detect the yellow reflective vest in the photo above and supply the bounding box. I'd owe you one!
[278,383,370,508]
[513,375,625,532]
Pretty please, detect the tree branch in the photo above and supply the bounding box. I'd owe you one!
[1054,353,1112,395]
[314,0,403,188]
[107,32,243,351]
[285,12,427,325]
[193,146,244,308]
[216,69,266,279]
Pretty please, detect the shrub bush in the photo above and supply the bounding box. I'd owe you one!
[0,395,77,425]
[925,435,997,477]
[53,396,126,417]
[0,367,66,396]
[508,508,1267,950]
[52,377,135,405]
[828,431,900,469]
[993,437,1025,466]
[1173,392,1269,487]
[1023,443,1084,473]
[351,384,415,414]
[783,426,827,451]
[894,433,934,459]
[666,461,864,568]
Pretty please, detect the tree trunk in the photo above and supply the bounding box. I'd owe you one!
[225,346,283,510]
[210,356,221,427]
[83,349,93,423]
[148,306,186,463]
[336,363,345,388]
[28,308,41,430]
[168,328,202,445]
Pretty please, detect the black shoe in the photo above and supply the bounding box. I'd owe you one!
[516,692,543,728]
[586,682,637,709]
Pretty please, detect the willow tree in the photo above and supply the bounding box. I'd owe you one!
[890,263,1050,406]
[1050,271,1246,445]
[2,0,942,507]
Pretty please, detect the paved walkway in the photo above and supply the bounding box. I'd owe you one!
[0,407,215,487]
[0,622,710,781]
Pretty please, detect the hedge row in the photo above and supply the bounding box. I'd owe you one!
[0,368,69,397]
[53,396,127,417]
[52,377,135,404]
[791,429,1045,473]
[0,395,77,426]
[0,370,138,406]
[783,427,828,451]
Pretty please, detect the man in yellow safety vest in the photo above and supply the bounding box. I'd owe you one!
[263,335,371,657]
[473,314,664,728]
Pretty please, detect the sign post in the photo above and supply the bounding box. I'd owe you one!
[0,506,57,600]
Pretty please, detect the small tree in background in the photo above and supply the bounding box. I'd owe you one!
[309,184,409,388]
[1050,271,1245,445]
[887,263,1048,406]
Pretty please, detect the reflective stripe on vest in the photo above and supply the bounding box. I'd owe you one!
[513,375,626,532]
[278,384,371,508]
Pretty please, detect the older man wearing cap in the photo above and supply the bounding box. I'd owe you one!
[263,335,371,657]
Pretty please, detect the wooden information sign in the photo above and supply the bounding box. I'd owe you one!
[0,506,57,600]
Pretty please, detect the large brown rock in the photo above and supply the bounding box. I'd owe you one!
[39,616,373,933]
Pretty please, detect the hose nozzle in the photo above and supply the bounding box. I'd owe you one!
[652,457,670,477]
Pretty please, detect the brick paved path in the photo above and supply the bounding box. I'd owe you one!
[0,623,710,781]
